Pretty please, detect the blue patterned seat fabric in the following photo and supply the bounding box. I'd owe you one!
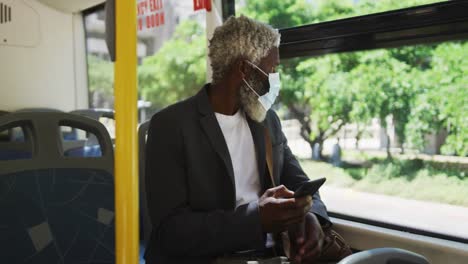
[0,168,115,264]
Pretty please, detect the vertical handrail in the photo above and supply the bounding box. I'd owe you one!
[114,0,139,263]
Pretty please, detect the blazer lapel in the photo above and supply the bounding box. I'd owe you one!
[196,85,236,193]
[246,116,267,192]
[199,115,235,188]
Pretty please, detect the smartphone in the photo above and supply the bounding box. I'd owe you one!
[293,178,326,198]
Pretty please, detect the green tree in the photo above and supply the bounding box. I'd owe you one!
[351,50,416,158]
[281,55,354,159]
[241,0,453,159]
[404,72,442,152]
[242,0,357,159]
[240,0,313,28]
[136,0,466,160]
[87,54,114,107]
[406,42,468,156]
[432,42,468,156]
[138,20,206,110]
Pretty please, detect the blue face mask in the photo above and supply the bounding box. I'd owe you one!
[243,60,281,111]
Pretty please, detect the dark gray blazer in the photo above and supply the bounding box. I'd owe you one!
[144,84,329,264]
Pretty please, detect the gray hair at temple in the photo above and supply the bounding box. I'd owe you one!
[208,15,281,85]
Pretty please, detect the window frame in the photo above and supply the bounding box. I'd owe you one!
[82,4,106,108]
[278,1,468,59]
[80,0,468,243]
[329,212,468,244]
[267,1,468,242]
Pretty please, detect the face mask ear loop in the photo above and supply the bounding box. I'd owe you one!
[243,79,262,98]
[245,60,269,78]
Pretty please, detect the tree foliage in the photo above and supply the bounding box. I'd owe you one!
[87,55,114,96]
[87,0,466,157]
[406,42,468,156]
[138,20,206,110]
[240,0,466,157]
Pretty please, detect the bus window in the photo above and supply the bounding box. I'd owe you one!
[243,1,468,242]
[238,0,448,28]
[84,2,207,121]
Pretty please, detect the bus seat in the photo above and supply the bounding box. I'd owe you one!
[0,149,32,160]
[9,109,62,142]
[70,109,116,142]
[63,123,103,157]
[70,108,115,121]
[64,133,102,158]
[64,145,103,157]
[337,248,430,264]
[138,121,151,247]
[16,108,63,113]
[0,112,115,264]
[0,126,33,160]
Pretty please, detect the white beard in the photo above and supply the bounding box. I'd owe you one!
[239,81,267,123]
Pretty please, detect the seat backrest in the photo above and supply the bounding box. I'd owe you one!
[16,108,63,113]
[0,112,115,264]
[0,147,33,160]
[9,108,63,143]
[70,108,115,121]
[70,109,116,141]
[138,120,151,243]
[338,248,431,264]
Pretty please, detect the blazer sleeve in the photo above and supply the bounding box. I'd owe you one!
[270,111,331,224]
[145,112,265,257]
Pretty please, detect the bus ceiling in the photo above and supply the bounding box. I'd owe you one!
[38,0,105,13]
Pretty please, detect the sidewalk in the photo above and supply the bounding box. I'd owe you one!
[320,186,468,240]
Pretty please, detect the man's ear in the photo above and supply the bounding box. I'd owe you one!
[236,58,248,80]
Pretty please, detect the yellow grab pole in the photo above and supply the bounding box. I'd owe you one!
[114,0,139,262]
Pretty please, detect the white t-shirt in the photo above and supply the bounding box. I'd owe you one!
[215,110,274,247]
[215,110,261,207]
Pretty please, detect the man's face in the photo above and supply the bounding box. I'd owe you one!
[239,47,280,122]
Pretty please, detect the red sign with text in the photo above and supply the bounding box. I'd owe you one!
[138,0,165,31]
[193,0,211,12]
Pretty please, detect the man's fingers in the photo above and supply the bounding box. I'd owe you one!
[292,233,320,263]
[273,186,294,198]
[281,204,311,221]
[265,185,292,197]
[300,232,323,260]
[295,195,313,208]
[289,237,302,261]
[301,242,322,261]
[282,215,306,227]
[299,238,319,255]
[276,196,312,210]
[280,195,312,210]
[274,198,296,209]
[264,185,281,197]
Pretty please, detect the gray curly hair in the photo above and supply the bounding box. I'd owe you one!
[208,15,281,84]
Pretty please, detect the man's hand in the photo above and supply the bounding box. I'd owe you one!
[259,185,312,233]
[288,213,324,263]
